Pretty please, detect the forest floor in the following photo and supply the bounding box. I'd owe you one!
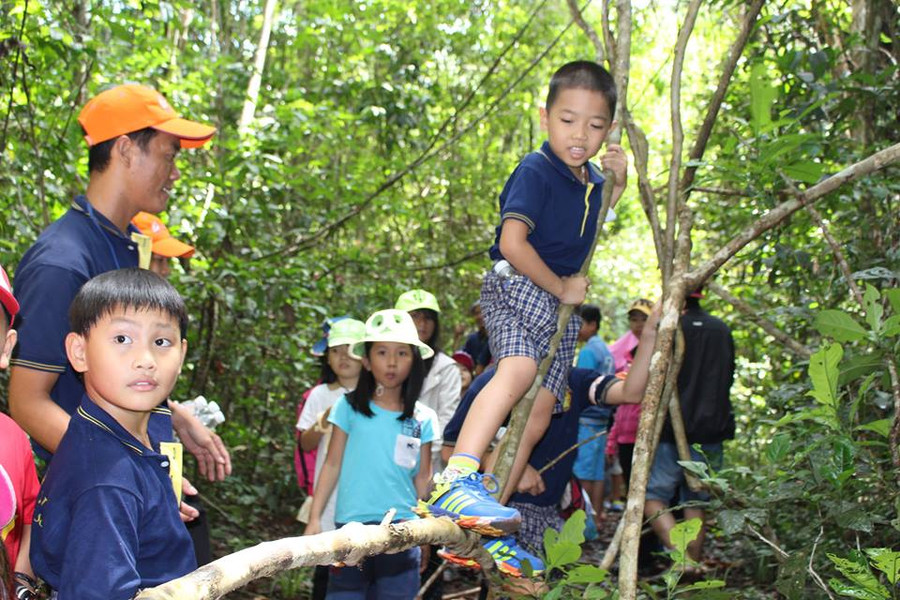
[216,506,780,599]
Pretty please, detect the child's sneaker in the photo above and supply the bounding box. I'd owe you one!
[438,535,545,578]
[416,472,521,536]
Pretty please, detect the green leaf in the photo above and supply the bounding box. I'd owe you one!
[857,418,891,438]
[546,540,581,568]
[815,311,867,342]
[717,509,745,535]
[863,284,883,333]
[866,548,900,584]
[827,579,887,600]
[767,433,792,463]
[558,509,586,546]
[670,518,703,562]
[885,289,900,315]
[828,551,889,598]
[881,314,900,338]
[807,343,844,412]
[750,62,776,133]
[565,564,609,584]
[783,160,824,184]
[839,352,884,386]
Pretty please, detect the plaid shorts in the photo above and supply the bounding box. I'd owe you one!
[480,270,581,403]
[509,501,564,556]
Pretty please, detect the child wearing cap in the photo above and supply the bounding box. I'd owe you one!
[420,61,627,545]
[296,317,365,600]
[132,211,196,278]
[395,289,462,474]
[30,269,196,599]
[304,310,438,598]
[0,265,40,600]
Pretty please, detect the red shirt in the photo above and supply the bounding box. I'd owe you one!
[1,412,40,566]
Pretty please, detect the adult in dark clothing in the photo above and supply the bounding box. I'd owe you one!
[461,301,492,373]
[644,289,735,562]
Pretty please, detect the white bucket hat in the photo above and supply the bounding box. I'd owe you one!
[350,309,434,360]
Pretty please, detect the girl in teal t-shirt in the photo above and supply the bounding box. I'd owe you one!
[305,309,438,599]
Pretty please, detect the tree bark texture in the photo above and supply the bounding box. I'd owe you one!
[136,518,487,600]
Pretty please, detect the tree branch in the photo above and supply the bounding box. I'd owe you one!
[679,0,765,195]
[706,281,812,359]
[664,0,702,283]
[687,142,900,290]
[566,0,605,63]
[136,519,489,600]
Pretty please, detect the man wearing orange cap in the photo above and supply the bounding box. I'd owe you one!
[9,85,226,493]
[132,211,196,278]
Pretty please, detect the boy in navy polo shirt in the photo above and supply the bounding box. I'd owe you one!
[422,60,628,540]
[30,268,195,600]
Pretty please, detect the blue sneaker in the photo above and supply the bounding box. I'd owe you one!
[416,472,521,536]
[438,535,545,577]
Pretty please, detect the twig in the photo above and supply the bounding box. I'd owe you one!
[885,359,900,484]
[417,561,447,599]
[442,586,483,600]
[0,0,28,155]
[663,0,702,284]
[537,427,608,475]
[566,0,604,63]
[746,525,789,560]
[600,517,625,570]
[706,281,812,359]
[803,202,864,306]
[808,524,837,600]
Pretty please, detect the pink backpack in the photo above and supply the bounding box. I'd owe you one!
[294,388,318,495]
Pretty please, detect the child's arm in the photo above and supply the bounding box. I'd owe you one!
[606,304,660,405]
[499,220,588,305]
[304,425,347,536]
[415,443,433,499]
[299,407,331,452]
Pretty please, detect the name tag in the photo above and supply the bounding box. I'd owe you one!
[131,232,153,270]
[159,441,184,505]
[394,434,421,469]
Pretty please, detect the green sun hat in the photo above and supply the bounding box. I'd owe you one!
[395,289,441,313]
[327,318,366,348]
[350,309,435,360]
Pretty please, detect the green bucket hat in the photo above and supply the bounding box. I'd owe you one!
[395,289,441,314]
[350,309,434,360]
[327,318,366,348]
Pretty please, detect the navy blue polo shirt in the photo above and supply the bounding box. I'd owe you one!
[488,141,607,276]
[443,367,608,507]
[11,195,172,460]
[30,396,196,599]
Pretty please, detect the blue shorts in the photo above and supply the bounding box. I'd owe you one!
[572,420,608,481]
[645,442,723,505]
[327,546,421,599]
[480,270,580,403]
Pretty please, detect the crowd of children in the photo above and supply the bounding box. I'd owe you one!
[0,56,734,600]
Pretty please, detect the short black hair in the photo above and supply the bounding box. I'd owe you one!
[85,127,159,173]
[69,268,188,338]
[578,303,601,326]
[546,60,617,117]
[348,342,425,421]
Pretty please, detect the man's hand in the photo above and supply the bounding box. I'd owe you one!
[516,464,546,496]
[179,478,200,523]
[171,401,232,482]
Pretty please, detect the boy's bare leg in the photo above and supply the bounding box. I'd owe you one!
[499,387,555,503]
[451,356,537,462]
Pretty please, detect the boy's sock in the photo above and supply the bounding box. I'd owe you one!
[442,453,481,481]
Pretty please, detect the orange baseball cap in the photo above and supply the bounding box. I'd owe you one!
[78,84,216,148]
[0,264,19,326]
[132,212,196,258]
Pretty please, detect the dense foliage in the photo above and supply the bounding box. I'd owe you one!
[2,0,898,597]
